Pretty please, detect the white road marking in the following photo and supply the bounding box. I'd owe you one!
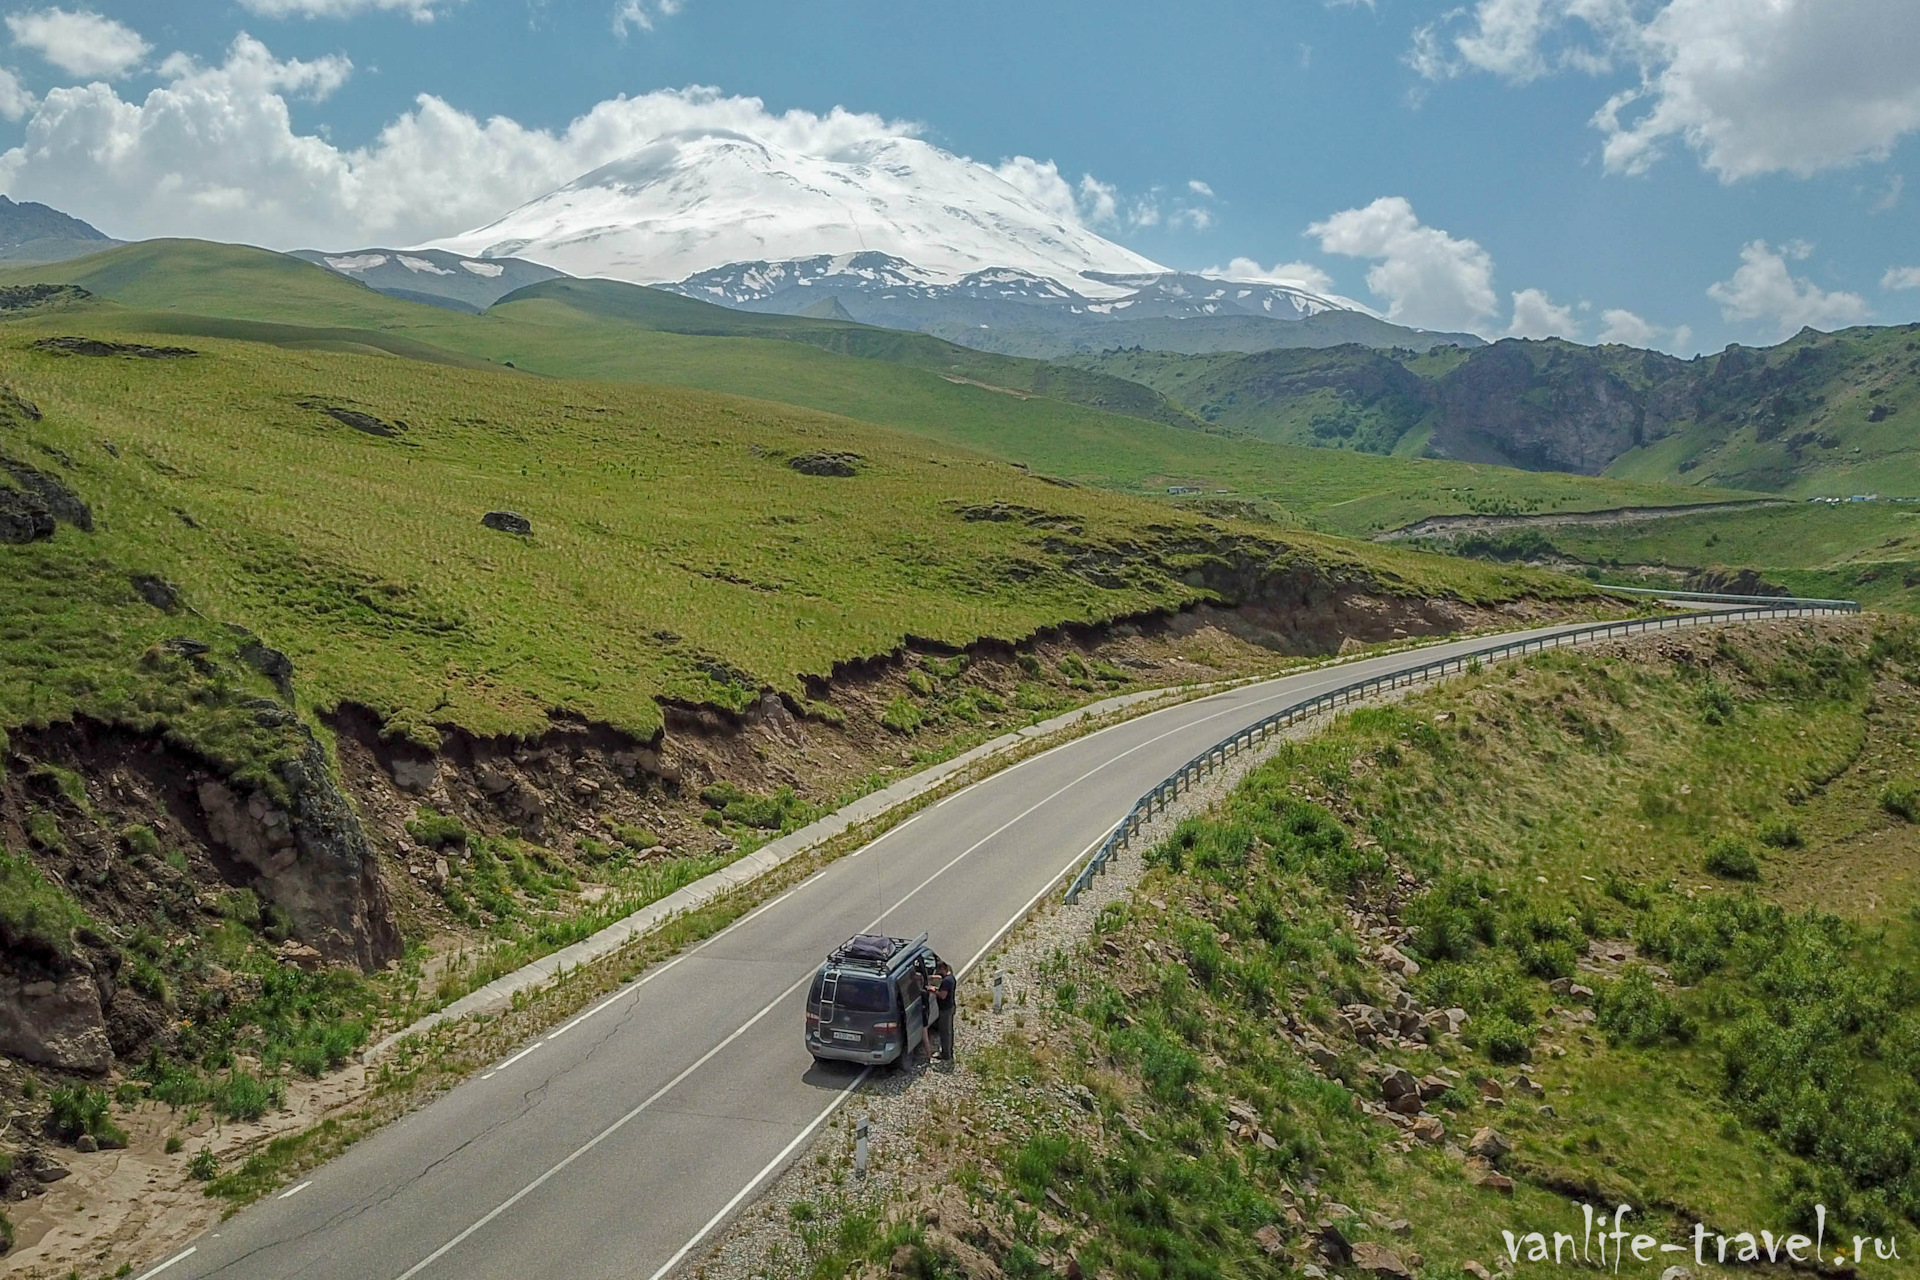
[393,973,820,1280]
[131,1247,196,1280]
[642,1067,872,1280]
[277,1180,313,1200]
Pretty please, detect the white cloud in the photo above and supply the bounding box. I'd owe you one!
[1707,240,1870,339]
[1506,287,1580,339]
[6,7,149,79]
[237,0,453,18]
[1416,0,1920,181]
[1204,257,1337,295]
[0,68,36,120]
[988,156,1128,231]
[1594,306,1692,352]
[1883,266,1920,291]
[1187,179,1213,198]
[1307,196,1498,330]
[1171,206,1213,231]
[0,43,1138,254]
[1596,307,1658,345]
[612,0,683,37]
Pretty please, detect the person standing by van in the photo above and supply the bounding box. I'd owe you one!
[931,961,957,1062]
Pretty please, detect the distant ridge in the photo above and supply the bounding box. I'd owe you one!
[0,194,119,263]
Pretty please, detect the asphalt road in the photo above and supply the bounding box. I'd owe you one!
[139,613,1766,1280]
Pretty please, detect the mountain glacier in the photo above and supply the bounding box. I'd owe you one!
[422,129,1165,289]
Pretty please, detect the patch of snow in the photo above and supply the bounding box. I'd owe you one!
[324,254,387,272]
[398,255,454,275]
[459,260,505,278]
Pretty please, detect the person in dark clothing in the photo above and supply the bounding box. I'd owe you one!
[931,961,958,1061]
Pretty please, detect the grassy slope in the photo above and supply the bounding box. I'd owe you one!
[0,242,1717,539]
[1549,502,1920,611]
[1603,325,1920,496]
[0,308,1583,751]
[879,619,1920,1280]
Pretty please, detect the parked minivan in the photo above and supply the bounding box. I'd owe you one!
[805,932,937,1067]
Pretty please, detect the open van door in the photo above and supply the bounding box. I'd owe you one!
[897,971,926,1063]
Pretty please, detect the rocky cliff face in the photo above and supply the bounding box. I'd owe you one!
[1425,342,1680,474]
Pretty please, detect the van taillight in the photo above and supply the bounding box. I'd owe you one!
[806,1012,821,1026]
[873,1021,899,1033]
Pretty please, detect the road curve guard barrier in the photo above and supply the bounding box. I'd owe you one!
[1063,596,1860,903]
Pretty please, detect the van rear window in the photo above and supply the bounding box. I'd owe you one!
[831,976,891,1012]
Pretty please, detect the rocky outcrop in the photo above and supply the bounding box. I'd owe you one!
[0,453,91,542]
[0,963,112,1074]
[481,510,531,535]
[197,733,401,970]
[1426,341,1658,474]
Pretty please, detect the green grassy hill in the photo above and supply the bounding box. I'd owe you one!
[0,241,1734,540]
[0,306,1590,754]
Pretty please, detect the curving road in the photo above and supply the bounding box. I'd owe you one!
[138,611,1807,1280]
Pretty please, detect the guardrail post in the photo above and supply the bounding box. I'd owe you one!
[855,1116,871,1177]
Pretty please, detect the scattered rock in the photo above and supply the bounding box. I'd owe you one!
[1661,1267,1693,1280]
[1510,1074,1544,1098]
[1306,1044,1341,1073]
[1353,1241,1414,1278]
[1380,1067,1418,1100]
[1469,1127,1512,1161]
[481,510,532,535]
[1254,1225,1286,1256]
[1568,983,1594,1002]
[1389,1092,1424,1116]
[1071,1084,1097,1113]
[431,857,450,892]
[0,482,54,542]
[787,450,861,477]
[1464,1262,1493,1280]
[33,335,196,358]
[2,453,90,533]
[1411,1116,1446,1143]
[1477,1078,1505,1100]
[390,755,439,794]
[74,1133,98,1153]
[0,966,113,1073]
[301,400,404,438]
[1417,1074,1450,1101]
[128,573,181,611]
[238,640,294,690]
[1313,1224,1353,1265]
[32,1159,71,1183]
[276,939,325,970]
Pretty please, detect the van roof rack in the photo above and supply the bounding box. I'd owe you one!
[827,932,929,972]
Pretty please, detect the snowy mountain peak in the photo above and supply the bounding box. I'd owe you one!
[420,127,1165,288]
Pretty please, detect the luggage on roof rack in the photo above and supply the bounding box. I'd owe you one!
[832,934,901,965]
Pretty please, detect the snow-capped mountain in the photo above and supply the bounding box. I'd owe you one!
[420,129,1164,289]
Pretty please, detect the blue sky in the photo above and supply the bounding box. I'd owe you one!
[0,0,1915,352]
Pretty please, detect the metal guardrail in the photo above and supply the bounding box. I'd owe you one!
[1062,598,1860,903]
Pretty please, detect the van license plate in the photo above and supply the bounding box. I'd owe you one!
[833,1031,861,1042]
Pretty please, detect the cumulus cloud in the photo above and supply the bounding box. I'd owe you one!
[6,7,150,79]
[1707,240,1870,339]
[1187,179,1213,198]
[988,156,1128,230]
[1203,257,1337,295]
[0,40,1143,254]
[1307,196,1497,330]
[612,0,683,37]
[1506,287,1580,339]
[1595,306,1693,352]
[1415,0,1920,181]
[1883,266,1920,291]
[237,0,454,18]
[0,68,36,121]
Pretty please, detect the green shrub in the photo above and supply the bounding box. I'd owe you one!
[904,668,936,696]
[1471,1013,1533,1064]
[1698,682,1736,725]
[880,696,923,735]
[213,1070,282,1121]
[0,849,91,956]
[1756,818,1803,849]
[46,1084,127,1147]
[1881,782,1920,822]
[24,810,62,852]
[612,823,658,850]
[1596,966,1695,1047]
[120,824,162,859]
[576,837,614,864]
[404,809,468,849]
[1705,836,1761,881]
[1016,652,1043,677]
[699,784,810,830]
[165,1134,184,1154]
[188,1148,219,1180]
[28,764,90,810]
